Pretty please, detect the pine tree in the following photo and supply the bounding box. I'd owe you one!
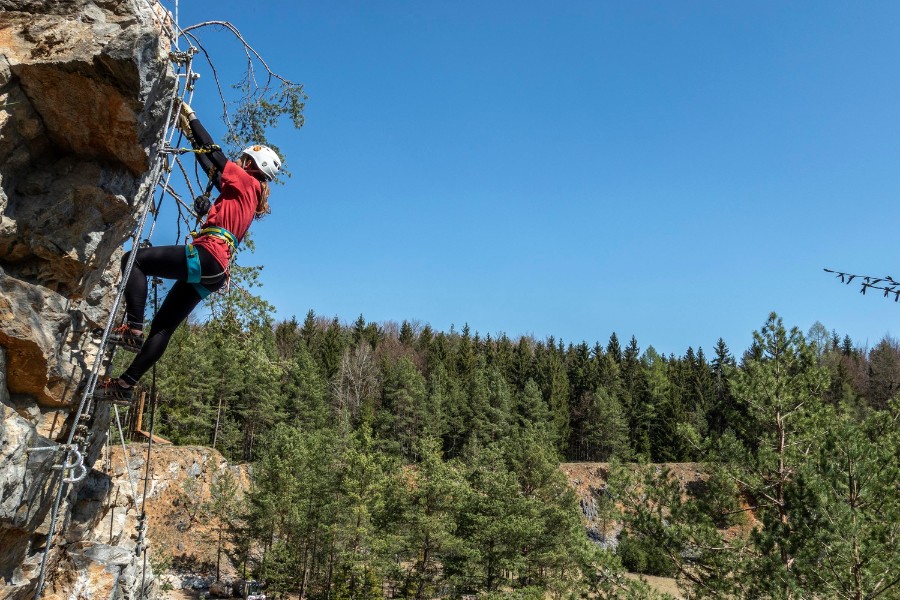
[586,387,630,461]
[155,323,218,445]
[606,332,623,364]
[382,437,467,600]
[234,325,284,461]
[681,347,714,453]
[512,337,535,390]
[728,314,829,598]
[456,445,528,592]
[330,428,394,600]
[282,337,328,430]
[501,429,586,589]
[514,379,550,433]
[399,320,415,347]
[320,316,349,379]
[491,334,516,385]
[790,405,900,599]
[535,344,571,453]
[424,363,450,442]
[205,469,241,581]
[440,368,469,458]
[642,347,671,460]
[381,357,429,460]
[708,337,736,437]
[273,316,301,358]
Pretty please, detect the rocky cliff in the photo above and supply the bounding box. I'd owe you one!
[0,0,176,597]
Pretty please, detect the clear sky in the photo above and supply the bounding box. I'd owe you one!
[164,1,900,357]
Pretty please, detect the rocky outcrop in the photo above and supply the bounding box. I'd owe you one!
[37,445,250,600]
[0,0,176,597]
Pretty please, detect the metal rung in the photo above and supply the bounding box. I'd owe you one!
[95,397,133,407]
[27,443,75,454]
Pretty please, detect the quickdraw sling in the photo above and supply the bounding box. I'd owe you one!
[185,225,238,298]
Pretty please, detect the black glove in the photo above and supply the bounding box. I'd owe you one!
[193,195,211,217]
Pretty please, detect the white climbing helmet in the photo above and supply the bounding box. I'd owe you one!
[240,144,281,181]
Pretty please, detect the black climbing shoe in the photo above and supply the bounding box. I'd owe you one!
[108,324,143,353]
[93,377,134,405]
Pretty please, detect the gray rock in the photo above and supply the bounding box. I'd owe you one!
[209,580,232,598]
[69,541,134,567]
[183,575,213,590]
[0,0,177,597]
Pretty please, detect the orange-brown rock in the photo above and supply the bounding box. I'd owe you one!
[0,0,177,598]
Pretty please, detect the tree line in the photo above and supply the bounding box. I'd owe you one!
[153,305,894,467]
[144,274,899,598]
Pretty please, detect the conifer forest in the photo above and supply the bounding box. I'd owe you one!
[143,266,900,600]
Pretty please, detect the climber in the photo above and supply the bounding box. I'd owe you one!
[94,101,282,402]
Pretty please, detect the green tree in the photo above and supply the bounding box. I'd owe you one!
[617,314,866,600]
[456,445,529,592]
[205,469,241,581]
[586,386,630,461]
[381,357,429,460]
[866,336,900,410]
[514,379,550,433]
[708,337,736,436]
[281,336,328,430]
[330,428,394,600]
[729,313,829,599]
[534,342,570,453]
[381,437,467,600]
[791,404,900,599]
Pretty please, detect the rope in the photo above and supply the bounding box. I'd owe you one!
[112,404,140,507]
[32,15,198,598]
[138,278,162,597]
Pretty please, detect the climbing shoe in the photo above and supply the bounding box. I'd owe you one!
[93,377,134,405]
[108,324,143,353]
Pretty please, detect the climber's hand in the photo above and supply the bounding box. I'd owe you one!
[193,195,211,217]
[177,101,195,134]
[180,101,196,121]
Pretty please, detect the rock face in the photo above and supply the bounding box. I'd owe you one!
[0,0,176,597]
[39,445,250,600]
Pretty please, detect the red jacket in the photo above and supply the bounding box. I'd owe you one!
[193,161,261,270]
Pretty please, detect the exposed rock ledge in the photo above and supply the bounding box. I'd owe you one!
[1,0,177,597]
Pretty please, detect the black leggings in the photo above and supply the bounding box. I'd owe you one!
[119,244,226,385]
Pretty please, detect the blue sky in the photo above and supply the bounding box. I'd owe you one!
[164,1,900,357]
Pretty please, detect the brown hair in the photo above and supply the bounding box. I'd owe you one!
[256,179,270,219]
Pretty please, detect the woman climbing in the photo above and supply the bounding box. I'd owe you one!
[94,102,282,401]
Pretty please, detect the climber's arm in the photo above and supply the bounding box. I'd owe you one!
[186,117,228,176]
[178,102,225,190]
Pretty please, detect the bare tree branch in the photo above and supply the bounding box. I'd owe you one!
[824,268,900,302]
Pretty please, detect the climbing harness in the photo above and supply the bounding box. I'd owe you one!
[186,225,238,297]
[193,225,238,253]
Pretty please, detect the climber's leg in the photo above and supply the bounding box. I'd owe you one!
[118,280,203,386]
[110,245,194,353]
[120,245,190,329]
